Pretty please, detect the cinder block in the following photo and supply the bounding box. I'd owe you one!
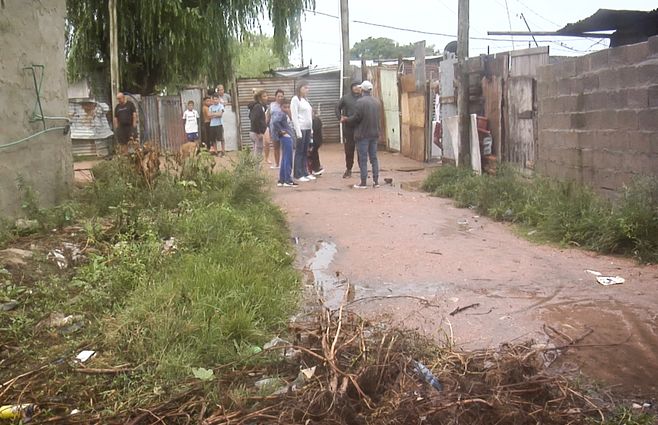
[582,74,600,92]
[648,35,658,56]
[636,61,658,86]
[627,88,650,108]
[625,42,651,64]
[556,59,578,78]
[571,112,587,129]
[638,108,658,131]
[598,69,619,90]
[649,85,658,108]
[590,49,610,70]
[616,110,639,130]
[620,66,640,88]
[558,78,574,96]
[584,110,616,130]
[627,131,653,153]
[575,57,592,75]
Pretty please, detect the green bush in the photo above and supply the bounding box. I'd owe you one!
[423,166,658,263]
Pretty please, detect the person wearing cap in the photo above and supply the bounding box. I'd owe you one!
[335,82,362,178]
[341,80,381,189]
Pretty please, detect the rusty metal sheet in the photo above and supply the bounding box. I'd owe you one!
[158,96,185,153]
[141,96,160,146]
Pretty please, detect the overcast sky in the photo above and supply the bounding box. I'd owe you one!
[265,0,657,67]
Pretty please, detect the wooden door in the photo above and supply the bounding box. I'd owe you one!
[379,68,401,152]
[506,77,536,170]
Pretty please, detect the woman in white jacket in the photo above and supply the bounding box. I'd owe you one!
[291,81,314,182]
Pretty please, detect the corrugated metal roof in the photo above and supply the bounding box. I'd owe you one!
[141,96,160,145]
[69,101,114,140]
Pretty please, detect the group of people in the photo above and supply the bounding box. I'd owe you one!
[182,84,231,157]
[177,79,382,189]
[246,81,326,186]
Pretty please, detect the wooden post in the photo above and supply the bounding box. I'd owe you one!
[457,0,470,167]
[109,0,119,113]
[340,0,351,92]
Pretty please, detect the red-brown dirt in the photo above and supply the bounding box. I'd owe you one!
[270,143,658,399]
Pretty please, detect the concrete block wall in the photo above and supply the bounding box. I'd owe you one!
[0,0,73,217]
[536,36,658,195]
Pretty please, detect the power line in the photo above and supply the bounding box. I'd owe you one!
[513,0,561,28]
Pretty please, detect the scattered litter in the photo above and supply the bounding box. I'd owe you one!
[426,250,442,255]
[457,219,469,230]
[70,409,81,416]
[596,276,625,286]
[48,249,68,269]
[291,366,316,392]
[503,209,514,219]
[255,377,284,391]
[631,402,651,409]
[0,404,37,421]
[39,312,85,334]
[412,360,443,391]
[14,218,39,233]
[191,367,214,381]
[264,336,290,350]
[450,303,480,316]
[47,243,85,269]
[161,237,177,254]
[585,269,602,276]
[75,350,96,363]
[290,237,300,245]
[527,230,537,236]
[0,300,19,311]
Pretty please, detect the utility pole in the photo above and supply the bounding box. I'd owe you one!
[457,0,470,167]
[109,0,119,114]
[340,0,351,94]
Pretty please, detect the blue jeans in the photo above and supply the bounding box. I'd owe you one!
[356,138,379,185]
[279,135,294,184]
[293,129,311,179]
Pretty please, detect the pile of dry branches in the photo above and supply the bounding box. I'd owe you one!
[114,289,604,425]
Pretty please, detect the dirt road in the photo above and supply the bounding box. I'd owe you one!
[270,143,658,399]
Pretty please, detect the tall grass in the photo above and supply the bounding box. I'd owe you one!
[66,153,298,380]
[422,166,658,263]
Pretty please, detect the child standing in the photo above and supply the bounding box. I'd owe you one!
[182,100,200,142]
[271,98,297,187]
[308,107,324,175]
[208,94,225,156]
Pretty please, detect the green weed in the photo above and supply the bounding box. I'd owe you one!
[423,166,658,263]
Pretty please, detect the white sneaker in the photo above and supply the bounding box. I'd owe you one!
[276,182,283,187]
[353,184,368,189]
[270,165,279,169]
[307,175,316,180]
[298,176,310,182]
[312,168,325,176]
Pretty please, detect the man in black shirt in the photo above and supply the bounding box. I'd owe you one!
[335,82,361,178]
[113,92,137,155]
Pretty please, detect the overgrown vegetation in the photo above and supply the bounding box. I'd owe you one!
[0,152,300,420]
[422,166,658,263]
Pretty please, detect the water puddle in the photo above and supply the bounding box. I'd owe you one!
[306,241,344,308]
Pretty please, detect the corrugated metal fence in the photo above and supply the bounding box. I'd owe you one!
[236,73,340,149]
[140,91,202,153]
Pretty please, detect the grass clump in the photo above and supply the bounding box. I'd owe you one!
[423,166,658,263]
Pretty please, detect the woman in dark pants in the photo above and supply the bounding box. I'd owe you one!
[291,81,314,182]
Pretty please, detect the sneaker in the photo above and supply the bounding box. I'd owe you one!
[373,182,380,188]
[353,184,368,189]
[270,165,279,169]
[276,182,284,187]
[283,182,298,187]
[312,168,325,176]
[342,170,352,178]
[298,176,310,182]
[306,174,316,180]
